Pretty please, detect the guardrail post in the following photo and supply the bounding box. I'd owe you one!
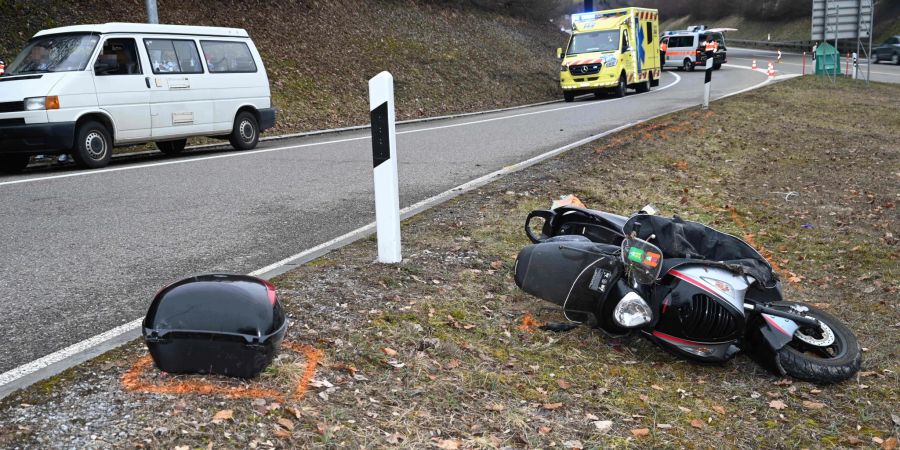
[802,52,806,75]
[702,56,712,110]
[368,71,402,263]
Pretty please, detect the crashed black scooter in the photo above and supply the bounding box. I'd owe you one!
[514,203,862,384]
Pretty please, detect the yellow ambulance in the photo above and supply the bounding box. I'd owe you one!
[557,7,661,102]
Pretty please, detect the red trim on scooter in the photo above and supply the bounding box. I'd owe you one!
[669,269,721,298]
[652,330,707,346]
[762,314,791,336]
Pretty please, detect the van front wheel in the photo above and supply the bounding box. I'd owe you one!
[72,121,112,169]
[230,112,259,151]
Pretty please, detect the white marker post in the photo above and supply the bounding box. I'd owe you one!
[368,72,402,263]
[702,55,713,110]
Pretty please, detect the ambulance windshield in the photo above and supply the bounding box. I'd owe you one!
[6,33,100,76]
[568,30,619,55]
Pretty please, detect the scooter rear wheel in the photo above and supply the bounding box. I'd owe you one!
[773,302,861,384]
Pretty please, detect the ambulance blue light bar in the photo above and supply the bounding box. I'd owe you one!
[571,12,599,25]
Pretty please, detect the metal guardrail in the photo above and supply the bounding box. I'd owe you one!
[728,38,863,54]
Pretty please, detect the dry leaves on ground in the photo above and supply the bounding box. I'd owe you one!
[436,438,462,449]
[769,400,787,410]
[211,409,233,423]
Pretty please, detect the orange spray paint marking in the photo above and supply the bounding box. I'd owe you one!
[282,341,324,400]
[121,341,324,401]
[517,314,544,332]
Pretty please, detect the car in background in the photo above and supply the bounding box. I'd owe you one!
[660,26,732,71]
[872,35,900,65]
[0,23,275,173]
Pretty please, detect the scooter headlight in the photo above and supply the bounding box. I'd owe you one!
[613,292,653,328]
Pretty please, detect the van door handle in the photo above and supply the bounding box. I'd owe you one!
[145,77,151,88]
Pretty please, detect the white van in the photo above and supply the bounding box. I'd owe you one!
[661,28,730,72]
[0,23,275,172]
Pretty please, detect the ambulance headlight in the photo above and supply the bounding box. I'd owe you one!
[604,57,618,67]
[613,292,653,328]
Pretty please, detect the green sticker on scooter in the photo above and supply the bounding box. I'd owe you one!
[628,247,645,263]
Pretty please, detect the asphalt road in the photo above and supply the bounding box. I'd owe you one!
[0,63,771,374]
[727,46,900,84]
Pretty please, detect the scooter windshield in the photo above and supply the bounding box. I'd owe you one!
[621,237,663,284]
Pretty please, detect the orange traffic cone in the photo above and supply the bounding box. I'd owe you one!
[767,62,775,78]
[751,59,757,70]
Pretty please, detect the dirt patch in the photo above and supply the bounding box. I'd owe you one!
[0,77,897,449]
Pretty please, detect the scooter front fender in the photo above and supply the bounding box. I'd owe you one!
[757,313,799,351]
[746,313,800,375]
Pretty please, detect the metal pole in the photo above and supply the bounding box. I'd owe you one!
[831,1,838,82]
[145,0,159,24]
[368,72,402,264]
[702,56,712,110]
[866,0,874,83]
[856,0,862,79]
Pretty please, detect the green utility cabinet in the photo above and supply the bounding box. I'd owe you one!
[815,42,841,75]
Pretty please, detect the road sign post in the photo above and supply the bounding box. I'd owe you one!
[145,0,159,24]
[702,56,712,110]
[368,72,402,263]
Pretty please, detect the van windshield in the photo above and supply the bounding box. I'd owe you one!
[5,33,100,76]
[567,30,619,55]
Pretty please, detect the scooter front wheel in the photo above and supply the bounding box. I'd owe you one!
[773,302,862,384]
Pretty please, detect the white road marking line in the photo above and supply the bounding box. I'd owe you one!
[0,73,682,189]
[0,318,143,388]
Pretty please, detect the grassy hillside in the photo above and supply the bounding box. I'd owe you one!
[661,15,813,42]
[0,0,565,133]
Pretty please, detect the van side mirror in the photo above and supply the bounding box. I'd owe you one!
[557,48,563,60]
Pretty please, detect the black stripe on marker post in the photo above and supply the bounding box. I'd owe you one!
[705,65,712,83]
[370,101,390,168]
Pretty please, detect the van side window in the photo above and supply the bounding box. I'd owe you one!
[622,31,630,51]
[94,38,141,76]
[200,41,257,73]
[647,22,653,43]
[144,39,203,74]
